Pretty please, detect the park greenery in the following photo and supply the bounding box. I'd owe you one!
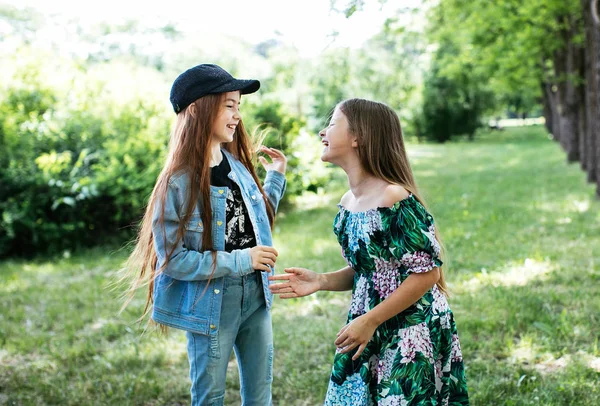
[3,1,598,258]
[1,127,599,405]
[1,0,600,404]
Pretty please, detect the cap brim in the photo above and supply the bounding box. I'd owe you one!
[210,79,260,96]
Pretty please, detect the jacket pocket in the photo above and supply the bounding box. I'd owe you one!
[183,213,204,250]
[247,185,266,223]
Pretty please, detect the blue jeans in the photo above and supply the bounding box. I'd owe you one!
[186,272,273,406]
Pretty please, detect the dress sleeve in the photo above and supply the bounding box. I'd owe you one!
[388,199,443,275]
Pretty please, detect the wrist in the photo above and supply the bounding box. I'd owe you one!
[316,273,326,291]
[366,309,384,328]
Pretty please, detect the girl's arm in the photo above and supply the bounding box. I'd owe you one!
[365,268,440,326]
[268,266,355,298]
[335,268,440,360]
[318,266,355,291]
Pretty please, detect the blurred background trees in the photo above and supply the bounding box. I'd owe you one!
[1,0,599,258]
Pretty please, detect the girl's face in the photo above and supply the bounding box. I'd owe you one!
[212,91,242,144]
[319,106,357,164]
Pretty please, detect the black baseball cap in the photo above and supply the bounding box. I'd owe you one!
[169,64,260,113]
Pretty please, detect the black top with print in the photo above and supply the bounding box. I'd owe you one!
[210,155,256,252]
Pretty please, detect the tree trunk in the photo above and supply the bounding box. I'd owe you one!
[554,19,584,163]
[543,81,561,141]
[584,0,599,183]
[541,81,554,136]
[593,0,600,196]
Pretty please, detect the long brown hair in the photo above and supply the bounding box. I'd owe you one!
[121,93,274,326]
[338,98,448,294]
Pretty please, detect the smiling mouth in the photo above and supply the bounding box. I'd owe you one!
[227,124,237,130]
[322,141,329,146]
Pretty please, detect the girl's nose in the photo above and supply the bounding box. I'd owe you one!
[233,110,242,120]
[318,128,325,137]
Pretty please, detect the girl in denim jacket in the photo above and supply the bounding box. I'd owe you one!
[123,64,287,405]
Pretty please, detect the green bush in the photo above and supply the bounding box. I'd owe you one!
[0,51,171,257]
[413,41,494,143]
[0,50,320,258]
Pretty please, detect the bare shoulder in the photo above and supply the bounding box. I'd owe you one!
[381,184,410,207]
[339,190,353,207]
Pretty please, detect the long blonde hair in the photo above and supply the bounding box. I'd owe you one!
[120,93,274,326]
[338,98,448,294]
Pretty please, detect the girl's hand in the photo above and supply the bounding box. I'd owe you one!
[250,245,278,272]
[258,146,287,174]
[268,267,320,298]
[334,314,378,360]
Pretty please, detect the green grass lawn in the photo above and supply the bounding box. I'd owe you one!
[1,126,599,405]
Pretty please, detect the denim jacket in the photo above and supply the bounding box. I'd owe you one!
[151,149,286,335]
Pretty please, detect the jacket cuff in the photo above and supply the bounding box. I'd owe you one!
[237,248,255,276]
[265,170,287,193]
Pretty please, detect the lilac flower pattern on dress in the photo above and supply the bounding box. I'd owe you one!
[372,257,402,299]
[440,313,451,329]
[432,285,450,315]
[399,251,436,274]
[422,225,441,257]
[349,275,370,315]
[368,354,379,380]
[451,333,464,362]
[377,345,399,383]
[399,322,434,364]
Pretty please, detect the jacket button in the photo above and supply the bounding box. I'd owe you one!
[251,195,256,200]
[210,324,216,329]
[214,289,220,294]
[218,189,224,194]
[198,222,202,226]
[217,221,223,226]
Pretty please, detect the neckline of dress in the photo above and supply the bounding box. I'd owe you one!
[337,193,415,215]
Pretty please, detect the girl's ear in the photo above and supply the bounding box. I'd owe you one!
[189,103,197,119]
[351,137,359,148]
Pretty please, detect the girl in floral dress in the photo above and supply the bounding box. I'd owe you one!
[269,98,469,405]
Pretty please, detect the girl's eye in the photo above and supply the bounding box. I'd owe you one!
[226,105,234,108]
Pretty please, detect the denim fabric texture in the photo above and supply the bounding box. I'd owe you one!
[151,148,286,335]
[186,272,273,405]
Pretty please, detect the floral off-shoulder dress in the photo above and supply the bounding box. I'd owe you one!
[324,195,469,406]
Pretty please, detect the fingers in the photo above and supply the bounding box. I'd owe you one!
[256,263,272,272]
[250,246,279,272]
[258,156,268,168]
[336,324,349,337]
[269,282,292,292]
[336,335,353,348]
[268,268,308,281]
[259,256,275,268]
[260,145,285,157]
[352,343,367,360]
[262,252,277,262]
[271,286,294,294]
[258,246,279,256]
[268,274,291,282]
